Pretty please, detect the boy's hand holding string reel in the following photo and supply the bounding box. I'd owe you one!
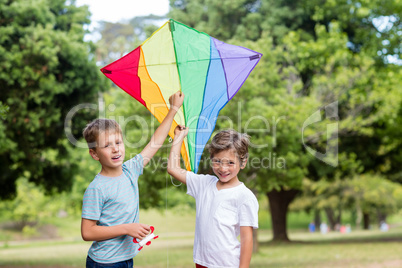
[133,226,159,251]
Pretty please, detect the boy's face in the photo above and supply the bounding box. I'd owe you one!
[89,131,125,173]
[211,149,245,185]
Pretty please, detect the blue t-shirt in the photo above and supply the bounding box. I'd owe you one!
[82,154,143,263]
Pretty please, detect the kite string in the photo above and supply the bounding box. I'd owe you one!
[165,137,172,268]
[166,136,182,267]
[165,172,169,268]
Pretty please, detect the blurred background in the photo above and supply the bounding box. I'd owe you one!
[0,0,401,267]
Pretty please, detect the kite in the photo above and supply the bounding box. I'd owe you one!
[101,19,262,173]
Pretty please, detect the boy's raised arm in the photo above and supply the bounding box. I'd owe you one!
[167,125,188,184]
[140,91,184,167]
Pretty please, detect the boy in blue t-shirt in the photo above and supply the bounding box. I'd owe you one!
[81,91,184,267]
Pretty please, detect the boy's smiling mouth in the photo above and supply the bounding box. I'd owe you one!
[218,172,230,178]
[112,155,121,160]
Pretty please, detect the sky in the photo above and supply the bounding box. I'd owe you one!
[75,0,169,23]
[75,0,170,40]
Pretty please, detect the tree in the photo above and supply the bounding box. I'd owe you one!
[293,175,402,230]
[349,174,402,229]
[94,15,166,66]
[169,0,402,241]
[0,102,10,153]
[170,0,401,63]
[0,0,107,199]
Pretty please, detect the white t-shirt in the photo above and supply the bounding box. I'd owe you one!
[186,172,259,268]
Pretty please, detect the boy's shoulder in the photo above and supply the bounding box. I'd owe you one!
[122,154,143,173]
[86,174,117,189]
[237,183,258,201]
[187,171,217,181]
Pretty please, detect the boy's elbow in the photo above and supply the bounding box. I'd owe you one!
[167,160,176,174]
[167,166,182,181]
[167,167,187,184]
[167,166,175,176]
[81,230,91,241]
[81,220,94,241]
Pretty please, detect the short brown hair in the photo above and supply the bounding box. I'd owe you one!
[209,129,250,165]
[83,119,122,149]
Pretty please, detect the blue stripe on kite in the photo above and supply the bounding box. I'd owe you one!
[194,37,229,173]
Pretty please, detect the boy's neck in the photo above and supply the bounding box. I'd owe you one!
[99,166,123,177]
[216,178,241,191]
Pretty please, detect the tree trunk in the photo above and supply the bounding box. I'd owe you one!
[355,200,362,230]
[267,188,299,241]
[377,210,387,226]
[252,228,258,253]
[324,207,336,230]
[363,213,370,229]
[336,207,342,228]
[314,209,321,232]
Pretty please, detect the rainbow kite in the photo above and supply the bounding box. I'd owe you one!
[101,19,262,173]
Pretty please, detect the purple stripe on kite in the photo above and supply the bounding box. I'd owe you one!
[212,38,262,100]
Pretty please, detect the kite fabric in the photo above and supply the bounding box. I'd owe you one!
[101,19,262,173]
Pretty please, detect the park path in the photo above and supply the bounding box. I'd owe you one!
[0,231,195,268]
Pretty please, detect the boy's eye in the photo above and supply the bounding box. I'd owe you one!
[211,159,236,167]
[211,159,220,165]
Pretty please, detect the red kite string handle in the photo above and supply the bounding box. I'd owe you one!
[133,226,159,251]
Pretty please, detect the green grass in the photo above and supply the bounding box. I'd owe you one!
[2,228,402,267]
[253,240,402,267]
[1,209,402,267]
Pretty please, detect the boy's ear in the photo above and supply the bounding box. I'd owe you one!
[241,159,248,169]
[89,149,99,161]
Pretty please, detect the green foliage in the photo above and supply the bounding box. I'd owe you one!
[170,0,402,63]
[0,102,12,154]
[95,15,167,66]
[0,102,8,119]
[349,174,402,217]
[292,175,402,227]
[0,177,58,229]
[0,0,107,199]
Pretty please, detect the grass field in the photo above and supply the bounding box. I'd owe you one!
[1,209,402,267]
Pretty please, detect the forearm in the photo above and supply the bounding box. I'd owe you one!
[240,242,253,268]
[152,108,177,147]
[140,91,183,166]
[82,219,150,242]
[141,109,177,166]
[82,222,129,242]
[239,227,254,268]
[167,139,187,183]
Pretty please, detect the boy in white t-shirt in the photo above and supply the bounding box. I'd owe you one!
[168,127,259,268]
